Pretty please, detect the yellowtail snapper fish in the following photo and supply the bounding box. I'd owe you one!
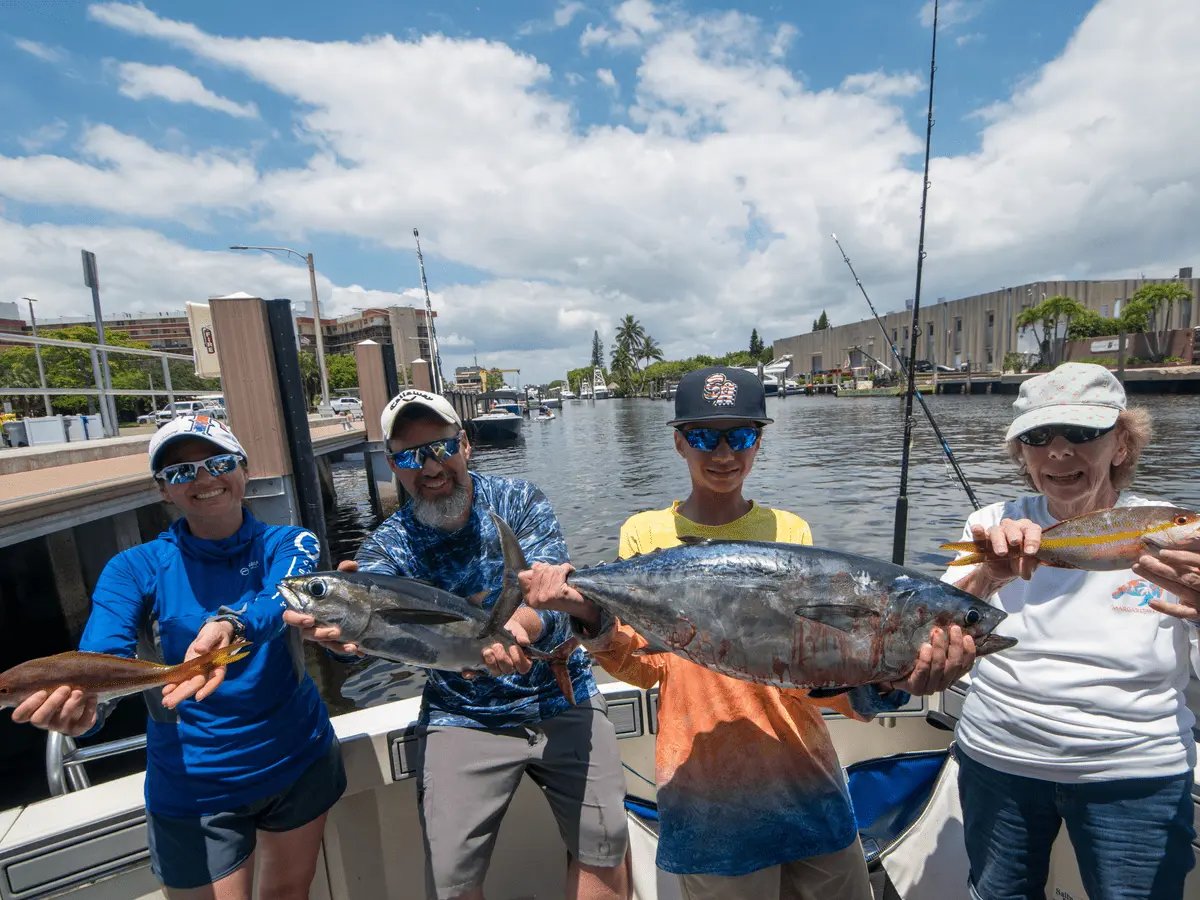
[941,506,1200,571]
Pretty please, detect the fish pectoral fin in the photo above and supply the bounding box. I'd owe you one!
[793,603,881,634]
[466,590,489,608]
[807,686,853,698]
[374,608,467,627]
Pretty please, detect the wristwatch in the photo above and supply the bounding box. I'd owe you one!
[210,614,247,640]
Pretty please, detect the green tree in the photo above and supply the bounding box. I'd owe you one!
[812,311,830,331]
[1066,308,1122,340]
[749,329,764,356]
[298,351,320,408]
[327,354,358,392]
[590,331,604,369]
[483,367,506,391]
[636,334,664,393]
[1016,296,1087,367]
[1120,282,1192,361]
[609,342,637,396]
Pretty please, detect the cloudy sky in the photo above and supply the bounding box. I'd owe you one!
[1,0,1197,384]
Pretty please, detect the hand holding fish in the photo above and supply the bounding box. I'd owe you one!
[877,625,976,696]
[10,686,99,736]
[950,520,1042,597]
[161,620,237,709]
[520,562,601,630]
[282,559,364,656]
[479,608,542,676]
[1134,535,1200,622]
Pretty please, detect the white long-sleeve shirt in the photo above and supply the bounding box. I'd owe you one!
[943,492,1199,782]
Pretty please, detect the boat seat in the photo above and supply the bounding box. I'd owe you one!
[846,749,948,865]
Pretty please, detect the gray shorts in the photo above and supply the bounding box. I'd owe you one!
[417,693,629,899]
[146,738,346,890]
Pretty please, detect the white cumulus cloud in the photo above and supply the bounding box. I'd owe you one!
[115,62,259,118]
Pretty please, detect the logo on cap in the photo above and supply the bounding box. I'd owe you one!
[702,373,738,407]
[388,388,436,411]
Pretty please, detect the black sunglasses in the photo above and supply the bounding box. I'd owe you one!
[1017,424,1115,447]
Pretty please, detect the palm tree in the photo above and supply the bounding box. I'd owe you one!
[611,315,648,396]
[610,343,636,396]
[636,335,664,394]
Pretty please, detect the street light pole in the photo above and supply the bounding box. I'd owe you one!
[230,244,332,414]
[21,297,52,416]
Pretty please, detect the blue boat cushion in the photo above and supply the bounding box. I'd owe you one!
[846,749,949,864]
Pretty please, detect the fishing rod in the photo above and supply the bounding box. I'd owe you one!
[832,234,981,515]
[894,0,940,565]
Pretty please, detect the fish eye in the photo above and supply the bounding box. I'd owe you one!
[965,609,981,626]
[1176,516,1189,525]
[308,579,328,598]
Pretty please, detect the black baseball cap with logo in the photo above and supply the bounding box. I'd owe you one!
[666,366,774,427]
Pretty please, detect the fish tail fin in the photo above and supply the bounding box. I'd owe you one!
[940,541,986,566]
[483,511,530,639]
[176,640,254,680]
[527,638,578,705]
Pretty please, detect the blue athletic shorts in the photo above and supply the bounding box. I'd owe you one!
[146,738,346,889]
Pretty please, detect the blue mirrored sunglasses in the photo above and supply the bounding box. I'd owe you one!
[390,434,463,469]
[1017,424,1114,447]
[155,453,243,485]
[678,426,761,452]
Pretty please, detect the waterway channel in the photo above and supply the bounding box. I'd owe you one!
[3,392,1199,808]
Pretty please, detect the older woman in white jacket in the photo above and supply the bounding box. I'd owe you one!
[944,362,1198,900]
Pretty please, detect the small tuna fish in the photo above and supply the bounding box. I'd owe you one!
[941,506,1200,571]
[277,570,580,703]
[0,641,253,709]
[490,513,1015,692]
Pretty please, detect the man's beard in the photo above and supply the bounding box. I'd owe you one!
[410,479,472,530]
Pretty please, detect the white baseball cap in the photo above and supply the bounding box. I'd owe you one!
[380,388,462,439]
[149,415,248,472]
[1005,362,1126,442]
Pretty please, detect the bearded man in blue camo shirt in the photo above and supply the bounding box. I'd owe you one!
[286,389,629,900]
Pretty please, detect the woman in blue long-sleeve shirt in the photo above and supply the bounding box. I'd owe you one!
[11,415,344,898]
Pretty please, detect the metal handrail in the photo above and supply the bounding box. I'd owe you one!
[0,332,192,360]
[45,731,148,797]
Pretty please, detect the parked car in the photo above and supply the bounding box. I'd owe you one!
[154,400,226,426]
[330,397,363,414]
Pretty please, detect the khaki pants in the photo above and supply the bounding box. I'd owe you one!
[679,837,872,900]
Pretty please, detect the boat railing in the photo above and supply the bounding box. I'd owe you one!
[45,731,148,796]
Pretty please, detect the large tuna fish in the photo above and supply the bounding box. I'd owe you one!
[276,569,579,702]
[492,514,1015,692]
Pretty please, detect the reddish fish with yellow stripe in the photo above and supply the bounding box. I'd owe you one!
[942,506,1200,571]
[0,641,253,708]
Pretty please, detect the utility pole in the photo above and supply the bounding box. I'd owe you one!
[21,297,51,416]
[412,228,444,394]
[80,250,119,436]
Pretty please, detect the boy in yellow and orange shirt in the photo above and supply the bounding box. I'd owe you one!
[522,365,975,900]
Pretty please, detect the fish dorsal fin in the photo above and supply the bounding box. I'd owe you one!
[794,603,881,634]
[374,608,466,627]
